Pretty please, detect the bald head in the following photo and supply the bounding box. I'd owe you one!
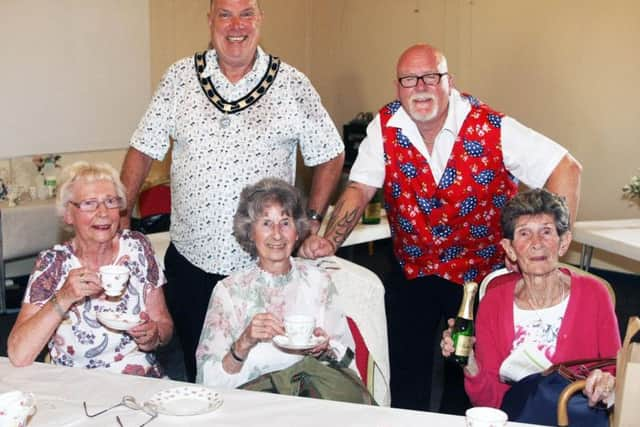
[396,44,448,77]
[395,43,451,127]
[211,0,261,11]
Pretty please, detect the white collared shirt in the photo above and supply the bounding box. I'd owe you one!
[130,47,343,274]
[350,89,567,188]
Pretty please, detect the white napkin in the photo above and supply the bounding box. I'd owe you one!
[499,342,552,383]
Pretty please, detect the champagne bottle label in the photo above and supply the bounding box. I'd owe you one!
[454,335,473,356]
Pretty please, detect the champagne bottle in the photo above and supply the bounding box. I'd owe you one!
[42,158,57,199]
[451,281,478,366]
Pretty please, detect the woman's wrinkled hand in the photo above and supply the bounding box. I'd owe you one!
[584,368,615,407]
[441,318,456,358]
[128,312,160,351]
[441,318,479,376]
[59,267,103,304]
[307,327,330,357]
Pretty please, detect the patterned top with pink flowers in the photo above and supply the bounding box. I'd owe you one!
[23,230,165,377]
[195,257,356,388]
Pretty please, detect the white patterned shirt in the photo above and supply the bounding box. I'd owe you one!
[130,47,343,274]
[195,258,355,389]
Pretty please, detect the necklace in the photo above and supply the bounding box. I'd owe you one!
[194,50,281,130]
[527,282,565,310]
[525,276,566,324]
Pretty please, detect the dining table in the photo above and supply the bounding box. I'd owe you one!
[572,219,640,270]
[0,357,544,427]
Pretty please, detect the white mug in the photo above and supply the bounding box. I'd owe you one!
[465,407,508,427]
[99,265,130,297]
[284,315,315,345]
[0,391,36,427]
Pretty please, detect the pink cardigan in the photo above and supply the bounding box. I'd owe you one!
[465,268,621,408]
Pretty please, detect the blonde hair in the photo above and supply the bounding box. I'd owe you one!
[56,161,127,217]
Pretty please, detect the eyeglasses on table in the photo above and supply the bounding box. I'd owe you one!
[83,395,157,426]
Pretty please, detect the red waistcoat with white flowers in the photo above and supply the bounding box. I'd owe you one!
[381,94,518,284]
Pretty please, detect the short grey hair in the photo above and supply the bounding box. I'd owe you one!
[501,188,570,240]
[233,178,310,258]
[57,161,127,218]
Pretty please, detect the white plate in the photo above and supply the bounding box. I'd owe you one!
[96,311,142,331]
[148,386,223,416]
[272,335,326,351]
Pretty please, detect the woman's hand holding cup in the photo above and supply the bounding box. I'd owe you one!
[59,267,103,305]
[235,313,285,358]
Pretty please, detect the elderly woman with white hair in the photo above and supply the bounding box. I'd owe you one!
[8,161,172,377]
[195,177,358,393]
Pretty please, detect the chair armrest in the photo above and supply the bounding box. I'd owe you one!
[557,379,586,427]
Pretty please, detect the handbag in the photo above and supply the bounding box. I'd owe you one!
[238,349,376,405]
[501,358,616,427]
[613,316,640,427]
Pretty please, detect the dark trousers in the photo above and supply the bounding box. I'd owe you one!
[385,263,471,414]
[163,243,225,383]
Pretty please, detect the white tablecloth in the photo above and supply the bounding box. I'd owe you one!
[0,358,542,427]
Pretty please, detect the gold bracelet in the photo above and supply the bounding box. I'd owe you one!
[50,293,66,319]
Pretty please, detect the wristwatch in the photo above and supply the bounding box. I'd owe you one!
[307,209,323,223]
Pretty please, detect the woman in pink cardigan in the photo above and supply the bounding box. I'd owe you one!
[441,189,620,409]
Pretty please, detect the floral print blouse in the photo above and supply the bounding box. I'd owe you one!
[23,230,165,377]
[195,258,355,388]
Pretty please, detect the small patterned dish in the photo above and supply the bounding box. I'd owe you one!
[148,386,223,416]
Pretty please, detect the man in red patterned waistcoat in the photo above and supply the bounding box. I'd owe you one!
[300,44,582,413]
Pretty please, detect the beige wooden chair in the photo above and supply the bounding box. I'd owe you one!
[479,263,615,305]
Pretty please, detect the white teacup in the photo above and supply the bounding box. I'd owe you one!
[99,265,130,297]
[284,315,315,345]
[0,391,36,427]
[465,407,508,427]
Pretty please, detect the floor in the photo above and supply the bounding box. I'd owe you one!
[1,239,638,412]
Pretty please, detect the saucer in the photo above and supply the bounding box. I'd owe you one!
[96,311,143,331]
[272,335,326,351]
[148,386,223,416]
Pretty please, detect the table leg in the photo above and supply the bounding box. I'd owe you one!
[579,245,594,271]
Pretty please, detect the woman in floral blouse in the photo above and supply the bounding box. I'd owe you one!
[195,178,355,388]
[8,161,172,377]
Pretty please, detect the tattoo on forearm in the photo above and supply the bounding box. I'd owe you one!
[325,199,360,249]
